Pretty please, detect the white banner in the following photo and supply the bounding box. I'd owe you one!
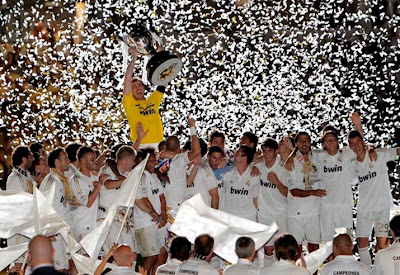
[297,241,333,274]
[170,194,278,264]
[0,243,29,272]
[71,252,117,274]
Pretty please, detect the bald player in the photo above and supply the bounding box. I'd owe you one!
[320,234,370,275]
[28,235,62,275]
[95,244,141,275]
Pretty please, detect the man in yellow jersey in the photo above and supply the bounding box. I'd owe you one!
[123,48,166,147]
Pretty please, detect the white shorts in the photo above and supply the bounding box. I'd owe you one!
[258,214,287,246]
[287,214,320,244]
[52,234,69,270]
[158,225,168,247]
[356,208,390,238]
[320,205,353,241]
[135,223,162,257]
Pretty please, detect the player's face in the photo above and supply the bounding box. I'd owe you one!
[262,147,276,163]
[240,136,253,149]
[83,152,97,172]
[39,148,48,163]
[233,148,246,165]
[24,152,34,169]
[210,137,225,150]
[296,134,311,155]
[208,152,223,170]
[349,136,365,155]
[131,80,145,100]
[323,134,339,153]
[277,136,290,154]
[36,157,50,174]
[145,154,157,173]
[57,151,70,173]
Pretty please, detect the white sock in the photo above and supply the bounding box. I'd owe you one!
[358,246,371,265]
[264,255,275,266]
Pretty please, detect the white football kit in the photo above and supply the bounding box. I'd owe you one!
[372,240,400,275]
[255,157,288,243]
[351,148,398,238]
[223,258,261,275]
[187,162,218,207]
[223,166,260,222]
[175,258,219,275]
[314,149,356,241]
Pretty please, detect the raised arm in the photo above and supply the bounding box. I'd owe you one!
[351,112,364,137]
[187,117,200,161]
[124,48,138,96]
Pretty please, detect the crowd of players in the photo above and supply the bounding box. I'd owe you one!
[3,113,400,275]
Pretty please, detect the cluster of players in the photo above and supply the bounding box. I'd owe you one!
[4,113,400,275]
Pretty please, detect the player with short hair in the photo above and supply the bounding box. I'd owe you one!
[223,236,260,274]
[348,130,400,265]
[70,146,108,241]
[123,47,166,147]
[176,234,219,275]
[286,132,326,253]
[260,234,310,274]
[223,145,259,222]
[254,138,288,265]
[320,234,370,275]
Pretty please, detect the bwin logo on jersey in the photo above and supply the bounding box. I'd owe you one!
[218,182,224,188]
[358,171,377,183]
[230,187,249,195]
[324,165,343,173]
[261,181,277,189]
[152,188,159,195]
[136,104,156,116]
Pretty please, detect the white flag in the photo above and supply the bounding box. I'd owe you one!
[71,252,117,274]
[0,243,29,271]
[297,241,333,274]
[170,194,278,264]
[79,156,148,263]
[0,190,35,239]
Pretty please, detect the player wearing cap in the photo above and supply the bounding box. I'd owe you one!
[349,130,400,265]
[223,145,259,222]
[286,132,326,253]
[254,138,288,265]
[320,234,370,275]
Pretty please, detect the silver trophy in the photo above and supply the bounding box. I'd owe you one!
[123,27,182,86]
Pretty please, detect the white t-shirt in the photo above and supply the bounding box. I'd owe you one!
[314,149,356,208]
[98,165,123,219]
[260,260,310,275]
[176,258,219,275]
[320,255,371,275]
[187,162,218,207]
[6,167,35,192]
[39,170,71,224]
[286,152,322,217]
[134,170,165,228]
[165,152,191,216]
[255,157,287,218]
[223,166,260,221]
[351,148,397,212]
[372,241,400,275]
[70,170,99,237]
[156,258,182,275]
[223,258,261,275]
